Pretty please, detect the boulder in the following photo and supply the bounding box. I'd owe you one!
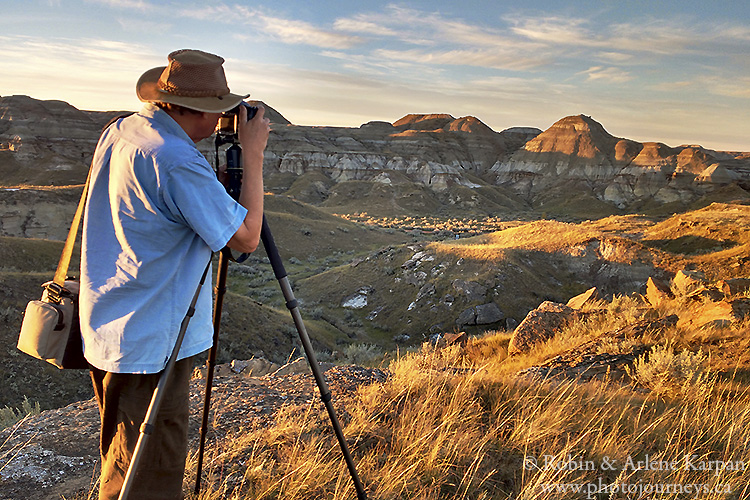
[508,301,580,355]
[685,285,725,302]
[457,302,504,327]
[645,277,674,307]
[476,303,504,324]
[436,331,469,348]
[720,278,750,297]
[416,283,436,301]
[680,298,750,328]
[671,270,707,297]
[342,286,374,309]
[452,279,488,301]
[610,315,678,338]
[566,287,601,309]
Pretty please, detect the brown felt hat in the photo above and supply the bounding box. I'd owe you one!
[136,49,248,113]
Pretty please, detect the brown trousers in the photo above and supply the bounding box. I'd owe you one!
[90,357,193,500]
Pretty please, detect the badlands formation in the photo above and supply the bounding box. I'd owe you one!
[2,94,748,227]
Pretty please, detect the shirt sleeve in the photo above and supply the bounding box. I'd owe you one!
[161,155,248,252]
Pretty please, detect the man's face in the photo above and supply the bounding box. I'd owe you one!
[196,112,222,142]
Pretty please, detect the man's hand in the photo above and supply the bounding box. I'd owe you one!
[238,104,271,164]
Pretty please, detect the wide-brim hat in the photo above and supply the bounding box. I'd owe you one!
[136,49,248,113]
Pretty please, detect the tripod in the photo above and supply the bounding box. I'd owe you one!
[193,141,367,498]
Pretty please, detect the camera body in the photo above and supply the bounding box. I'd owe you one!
[216,102,258,145]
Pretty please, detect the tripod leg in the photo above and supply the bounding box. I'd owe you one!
[194,249,230,494]
[260,215,367,500]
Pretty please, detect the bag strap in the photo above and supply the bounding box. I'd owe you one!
[52,113,135,288]
[52,168,91,287]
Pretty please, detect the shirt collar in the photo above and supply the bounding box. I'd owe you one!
[140,103,195,145]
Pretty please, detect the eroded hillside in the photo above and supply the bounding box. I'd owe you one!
[293,203,750,347]
[3,96,748,219]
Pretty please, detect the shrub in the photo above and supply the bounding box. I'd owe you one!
[0,397,40,430]
[627,344,714,398]
[342,343,385,366]
[0,305,18,323]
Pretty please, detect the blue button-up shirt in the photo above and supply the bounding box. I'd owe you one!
[80,104,247,373]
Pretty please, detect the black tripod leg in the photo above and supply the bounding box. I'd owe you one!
[260,215,367,500]
[194,249,230,494]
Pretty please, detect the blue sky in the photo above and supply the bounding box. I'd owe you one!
[2,0,749,151]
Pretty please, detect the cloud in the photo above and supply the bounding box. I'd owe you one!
[333,17,398,37]
[0,35,157,110]
[319,50,421,76]
[336,5,533,50]
[697,75,750,99]
[257,14,362,49]
[177,4,362,49]
[595,51,634,64]
[176,4,241,19]
[328,6,551,71]
[86,0,154,11]
[509,16,596,47]
[650,80,695,92]
[580,66,633,83]
[373,48,551,72]
[510,14,750,58]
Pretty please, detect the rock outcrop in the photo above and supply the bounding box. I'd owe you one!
[2,96,748,218]
[0,186,81,240]
[491,114,750,210]
[262,112,536,194]
[508,301,581,355]
[512,270,750,383]
[510,270,750,359]
[515,315,678,382]
[0,95,125,185]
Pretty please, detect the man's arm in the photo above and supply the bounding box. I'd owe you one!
[226,104,271,253]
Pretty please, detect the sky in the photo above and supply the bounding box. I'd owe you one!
[1,0,749,151]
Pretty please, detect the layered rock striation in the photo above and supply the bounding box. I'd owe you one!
[0,95,126,185]
[262,113,537,192]
[1,96,748,215]
[491,114,750,209]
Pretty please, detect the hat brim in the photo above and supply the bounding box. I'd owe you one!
[136,66,248,113]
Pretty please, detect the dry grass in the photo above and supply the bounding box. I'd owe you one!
[5,202,750,497]
[186,294,750,499]
[429,220,602,262]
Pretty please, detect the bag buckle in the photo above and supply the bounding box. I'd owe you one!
[45,282,66,304]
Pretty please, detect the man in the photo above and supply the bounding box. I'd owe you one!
[79,49,270,499]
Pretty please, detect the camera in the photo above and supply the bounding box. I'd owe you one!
[216,102,258,145]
